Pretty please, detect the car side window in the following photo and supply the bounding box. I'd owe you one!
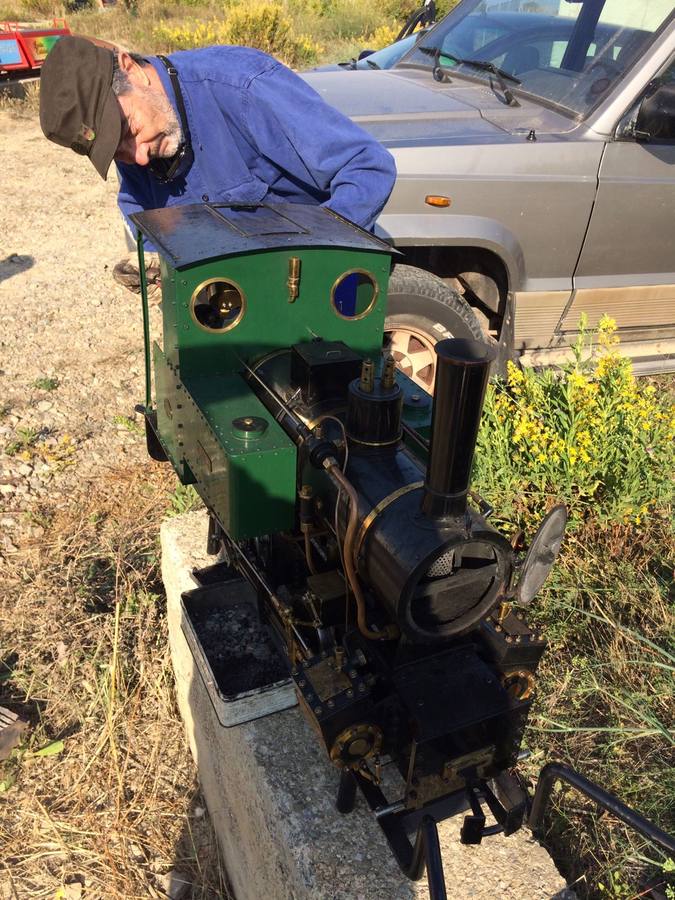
[633,55,675,144]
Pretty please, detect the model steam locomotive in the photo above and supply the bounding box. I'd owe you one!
[132,202,672,898]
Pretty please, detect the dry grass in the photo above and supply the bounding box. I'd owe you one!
[523,516,675,899]
[0,464,227,900]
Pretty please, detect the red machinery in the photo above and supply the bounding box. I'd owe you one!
[0,20,70,81]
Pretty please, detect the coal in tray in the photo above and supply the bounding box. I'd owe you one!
[181,578,296,725]
[188,594,287,696]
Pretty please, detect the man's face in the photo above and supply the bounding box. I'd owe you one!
[114,84,182,167]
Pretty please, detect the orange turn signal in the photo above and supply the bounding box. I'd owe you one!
[425,195,451,208]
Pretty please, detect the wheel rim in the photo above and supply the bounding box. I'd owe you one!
[384,325,437,391]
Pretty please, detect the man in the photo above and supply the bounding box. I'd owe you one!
[39,36,396,292]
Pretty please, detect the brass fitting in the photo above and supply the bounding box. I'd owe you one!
[381,354,396,390]
[359,359,374,393]
[287,257,301,303]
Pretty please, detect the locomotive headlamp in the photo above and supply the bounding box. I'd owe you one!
[512,503,567,606]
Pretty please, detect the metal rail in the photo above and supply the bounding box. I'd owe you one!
[529,763,675,855]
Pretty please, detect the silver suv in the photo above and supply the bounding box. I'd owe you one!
[303,0,675,386]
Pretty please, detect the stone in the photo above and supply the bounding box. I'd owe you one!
[162,511,574,900]
[37,400,53,412]
[153,870,191,900]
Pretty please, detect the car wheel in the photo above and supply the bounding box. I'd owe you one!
[384,264,485,392]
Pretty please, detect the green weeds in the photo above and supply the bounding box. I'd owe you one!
[113,413,144,435]
[474,316,675,528]
[33,376,59,392]
[4,426,42,457]
[167,482,202,516]
[473,322,674,898]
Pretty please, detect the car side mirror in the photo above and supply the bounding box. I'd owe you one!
[635,80,675,142]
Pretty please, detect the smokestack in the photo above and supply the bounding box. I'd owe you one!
[421,338,496,519]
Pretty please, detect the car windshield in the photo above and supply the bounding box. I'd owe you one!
[398,0,675,118]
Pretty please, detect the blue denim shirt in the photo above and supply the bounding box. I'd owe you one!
[116,46,396,245]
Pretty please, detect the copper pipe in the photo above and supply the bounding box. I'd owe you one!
[325,462,397,641]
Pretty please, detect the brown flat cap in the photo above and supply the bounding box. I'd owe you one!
[39,35,122,180]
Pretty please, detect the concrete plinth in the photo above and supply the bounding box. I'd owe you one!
[162,510,574,900]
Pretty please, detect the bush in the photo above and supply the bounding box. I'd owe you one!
[153,2,322,66]
[358,23,399,50]
[474,315,675,528]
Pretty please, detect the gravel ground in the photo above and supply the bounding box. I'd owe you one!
[0,109,575,899]
[0,108,161,547]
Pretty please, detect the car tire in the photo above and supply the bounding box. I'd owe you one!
[384,264,485,392]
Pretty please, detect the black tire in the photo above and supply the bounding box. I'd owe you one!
[384,264,485,392]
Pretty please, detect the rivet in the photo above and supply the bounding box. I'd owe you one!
[346,689,354,698]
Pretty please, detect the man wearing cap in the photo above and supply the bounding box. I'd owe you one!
[39,36,396,293]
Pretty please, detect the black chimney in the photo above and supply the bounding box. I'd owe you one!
[421,338,496,519]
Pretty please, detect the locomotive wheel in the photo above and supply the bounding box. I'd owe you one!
[384,264,485,392]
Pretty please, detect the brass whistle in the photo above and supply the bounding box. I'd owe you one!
[287,256,301,303]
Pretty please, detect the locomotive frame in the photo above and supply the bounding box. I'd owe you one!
[132,201,674,899]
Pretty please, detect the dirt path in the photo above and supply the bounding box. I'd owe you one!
[0,110,574,900]
[0,108,153,523]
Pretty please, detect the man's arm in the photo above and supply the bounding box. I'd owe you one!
[241,63,396,231]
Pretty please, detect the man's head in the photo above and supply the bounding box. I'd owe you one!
[40,36,183,178]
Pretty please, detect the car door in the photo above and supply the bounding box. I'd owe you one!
[559,55,675,355]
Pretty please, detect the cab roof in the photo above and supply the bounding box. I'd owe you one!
[131,202,394,270]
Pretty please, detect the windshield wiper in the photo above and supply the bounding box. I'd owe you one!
[418,46,453,83]
[458,59,520,105]
[365,58,381,70]
[419,47,521,105]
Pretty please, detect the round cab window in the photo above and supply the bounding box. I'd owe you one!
[331,270,378,320]
[191,279,245,332]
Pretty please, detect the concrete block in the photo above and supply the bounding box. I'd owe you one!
[162,510,574,900]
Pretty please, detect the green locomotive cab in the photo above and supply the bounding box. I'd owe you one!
[133,203,399,540]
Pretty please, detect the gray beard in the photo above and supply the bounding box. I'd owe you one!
[161,106,184,158]
[139,85,184,158]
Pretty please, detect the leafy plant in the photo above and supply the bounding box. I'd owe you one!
[113,413,144,435]
[167,482,202,516]
[4,426,42,457]
[474,315,675,528]
[33,376,59,392]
